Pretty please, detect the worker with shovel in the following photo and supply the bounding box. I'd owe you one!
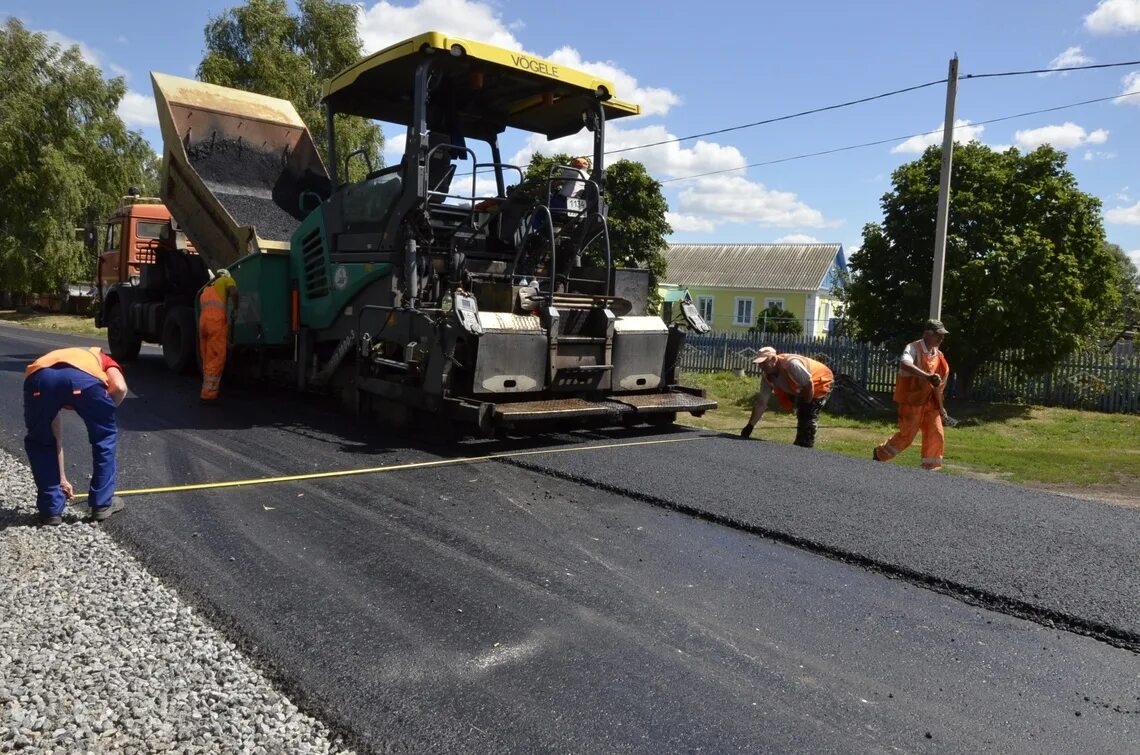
[873,319,952,470]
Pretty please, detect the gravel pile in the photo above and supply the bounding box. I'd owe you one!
[0,447,352,753]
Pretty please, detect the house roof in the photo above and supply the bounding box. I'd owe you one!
[664,243,844,291]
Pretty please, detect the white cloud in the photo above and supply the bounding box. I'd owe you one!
[41,29,102,67]
[988,144,1013,153]
[117,91,158,127]
[546,46,679,116]
[1039,46,1092,76]
[891,119,985,154]
[1106,201,1140,225]
[1127,249,1140,268]
[1117,71,1140,105]
[358,0,524,53]
[773,234,822,243]
[666,213,717,233]
[508,123,746,181]
[1014,122,1108,149]
[383,131,406,165]
[1083,150,1117,160]
[676,175,831,229]
[1085,0,1140,33]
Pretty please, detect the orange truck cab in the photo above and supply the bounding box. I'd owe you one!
[93,193,208,372]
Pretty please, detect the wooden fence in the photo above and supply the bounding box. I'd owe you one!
[680,331,1140,414]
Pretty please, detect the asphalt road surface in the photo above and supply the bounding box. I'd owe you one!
[2,323,1138,753]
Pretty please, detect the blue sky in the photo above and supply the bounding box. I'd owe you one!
[12,0,1140,266]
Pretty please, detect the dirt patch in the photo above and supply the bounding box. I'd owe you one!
[948,465,1140,509]
[1024,483,1140,510]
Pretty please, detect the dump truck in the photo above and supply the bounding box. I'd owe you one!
[144,31,713,433]
[92,195,207,373]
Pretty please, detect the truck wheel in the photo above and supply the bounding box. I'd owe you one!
[162,307,198,374]
[106,302,142,362]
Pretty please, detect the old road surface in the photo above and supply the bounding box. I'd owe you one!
[2,323,1138,753]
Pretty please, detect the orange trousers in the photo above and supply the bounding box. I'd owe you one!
[875,401,944,469]
[199,310,227,400]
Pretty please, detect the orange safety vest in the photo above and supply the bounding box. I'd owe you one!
[771,354,834,410]
[893,340,950,406]
[199,283,226,316]
[25,347,111,386]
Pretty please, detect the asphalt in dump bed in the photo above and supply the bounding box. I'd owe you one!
[505,430,1140,647]
[188,139,302,241]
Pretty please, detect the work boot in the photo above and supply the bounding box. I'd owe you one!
[39,514,63,526]
[90,496,125,522]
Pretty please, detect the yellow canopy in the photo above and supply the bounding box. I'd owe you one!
[322,31,640,140]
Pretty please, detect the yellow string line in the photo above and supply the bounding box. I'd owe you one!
[71,435,712,500]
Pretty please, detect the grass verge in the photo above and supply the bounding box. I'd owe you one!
[0,310,105,337]
[680,370,1140,501]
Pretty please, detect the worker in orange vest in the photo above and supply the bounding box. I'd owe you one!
[741,347,834,448]
[198,268,239,404]
[874,319,952,470]
[23,346,129,525]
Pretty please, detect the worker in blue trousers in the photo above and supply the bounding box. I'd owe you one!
[23,346,129,526]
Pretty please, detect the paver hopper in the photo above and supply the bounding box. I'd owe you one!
[151,72,330,270]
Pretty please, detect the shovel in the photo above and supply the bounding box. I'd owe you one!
[932,381,959,427]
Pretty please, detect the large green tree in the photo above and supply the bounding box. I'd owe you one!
[0,18,154,299]
[523,153,671,310]
[845,142,1119,394]
[198,0,382,183]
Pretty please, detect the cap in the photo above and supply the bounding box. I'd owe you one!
[924,318,949,335]
[215,269,230,278]
[751,346,778,366]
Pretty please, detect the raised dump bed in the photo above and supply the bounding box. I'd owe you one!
[150,72,329,269]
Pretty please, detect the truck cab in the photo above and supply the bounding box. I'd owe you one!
[94,194,208,372]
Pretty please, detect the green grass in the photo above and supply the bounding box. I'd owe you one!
[0,310,105,336]
[680,370,1140,494]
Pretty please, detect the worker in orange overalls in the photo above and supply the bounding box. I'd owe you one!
[874,319,951,469]
[198,268,238,404]
[741,347,834,448]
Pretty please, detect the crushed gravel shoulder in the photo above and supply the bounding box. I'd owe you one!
[0,447,352,753]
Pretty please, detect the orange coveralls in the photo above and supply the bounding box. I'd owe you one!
[198,283,229,401]
[875,341,950,469]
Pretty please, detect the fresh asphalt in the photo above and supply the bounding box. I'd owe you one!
[2,323,1138,753]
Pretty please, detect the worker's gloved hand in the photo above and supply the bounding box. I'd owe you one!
[740,423,754,439]
[927,373,943,387]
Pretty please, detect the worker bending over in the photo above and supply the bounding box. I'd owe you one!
[23,346,128,525]
[741,347,834,448]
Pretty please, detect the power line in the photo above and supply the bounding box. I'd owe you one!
[605,78,948,156]
[962,59,1140,80]
[658,90,1140,185]
[608,58,1140,158]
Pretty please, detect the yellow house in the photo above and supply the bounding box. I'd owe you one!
[662,243,846,336]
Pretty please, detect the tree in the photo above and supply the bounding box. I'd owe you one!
[750,303,803,335]
[1103,242,1140,336]
[0,18,154,300]
[845,142,1119,394]
[198,0,382,182]
[522,153,671,311]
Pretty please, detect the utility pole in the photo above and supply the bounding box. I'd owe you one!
[930,55,958,321]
